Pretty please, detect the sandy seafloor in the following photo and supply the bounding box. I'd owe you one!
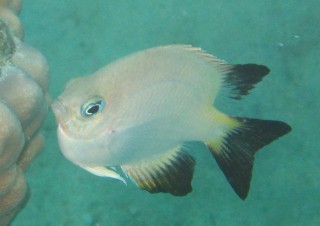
[12,0,319,225]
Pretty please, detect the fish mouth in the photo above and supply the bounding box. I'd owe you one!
[51,99,68,124]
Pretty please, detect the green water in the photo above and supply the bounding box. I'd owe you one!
[13,0,319,225]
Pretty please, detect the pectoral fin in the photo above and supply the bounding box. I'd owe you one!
[121,147,195,196]
[81,165,127,184]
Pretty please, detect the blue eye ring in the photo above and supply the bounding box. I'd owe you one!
[81,99,106,118]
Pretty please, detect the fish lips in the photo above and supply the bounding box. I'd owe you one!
[51,99,68,125]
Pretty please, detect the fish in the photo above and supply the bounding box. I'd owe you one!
[52,45,291,200]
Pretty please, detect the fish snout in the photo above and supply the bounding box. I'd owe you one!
[51,99,67,123]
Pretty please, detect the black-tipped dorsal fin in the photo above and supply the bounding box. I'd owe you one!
[121,147,195,196]
[166,45,228,65]
[223,64,270,100]
[207,117,291,200]
[165,45,270,100]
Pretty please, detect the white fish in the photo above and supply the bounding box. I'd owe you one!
[52,45,291,199]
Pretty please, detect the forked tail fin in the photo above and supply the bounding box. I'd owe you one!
[207,117,291,200]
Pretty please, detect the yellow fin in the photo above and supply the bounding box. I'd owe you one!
[121,147,195,196]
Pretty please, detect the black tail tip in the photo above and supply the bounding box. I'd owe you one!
[208,117,291,200]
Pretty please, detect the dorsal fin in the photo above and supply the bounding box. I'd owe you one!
[164,45,270,100]
[121,147,195,196]
[164,45,228,66]
[223,64,270,99]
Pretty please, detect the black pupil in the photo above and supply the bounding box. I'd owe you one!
[87,104,100,115]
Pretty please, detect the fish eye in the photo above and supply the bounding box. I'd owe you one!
[81,99,106,118]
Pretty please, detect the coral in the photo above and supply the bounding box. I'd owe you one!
[0,1,50,225]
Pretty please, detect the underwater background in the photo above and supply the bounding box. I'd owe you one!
[13,0,319,225]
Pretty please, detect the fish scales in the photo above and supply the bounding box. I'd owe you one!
[52,45,291,199]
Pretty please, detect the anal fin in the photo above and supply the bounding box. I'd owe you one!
[207,117,291,200]
[121,147,195,196]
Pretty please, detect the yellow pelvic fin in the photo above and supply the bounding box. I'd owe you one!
[81,165,127,185]
[121,146,195,196]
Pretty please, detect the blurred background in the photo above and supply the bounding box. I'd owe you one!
[13,0,319,225]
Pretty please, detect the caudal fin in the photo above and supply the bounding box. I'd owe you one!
[207,117,291,200]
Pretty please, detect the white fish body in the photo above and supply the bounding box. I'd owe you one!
[52,45,291,199]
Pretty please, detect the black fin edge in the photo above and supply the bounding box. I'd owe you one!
[124,149,196,196]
